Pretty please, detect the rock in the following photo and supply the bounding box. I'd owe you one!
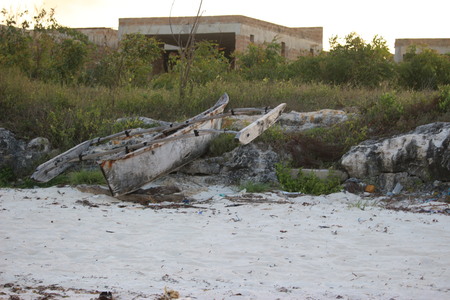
[378,172,423,193]
[343,178,365,194]
[221,143,280,184]
[0,128,52,177]
[179,143,279,185]
[226,109,352,133]
[278,109,351,132]
[0,128,25,170]
[180,157,223,175]
[340,122,450,191]
[27,137,51,153]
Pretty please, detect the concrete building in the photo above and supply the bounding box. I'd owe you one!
[394,38,450,62]
[75,27,118,49]
[118,15,322,66]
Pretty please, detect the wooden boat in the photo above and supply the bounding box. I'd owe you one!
[32,93,286,196]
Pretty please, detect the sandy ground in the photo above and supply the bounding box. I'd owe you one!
[1,178,449,300]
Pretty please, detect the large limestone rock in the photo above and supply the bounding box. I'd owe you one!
[180,143,279,185]
[0,128,52,177]
[278,109,351,132]
[222,143,279,184]
[227,109,352,132]
[340,122,450,190]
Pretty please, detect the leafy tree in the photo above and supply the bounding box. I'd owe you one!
[0,7,91,83]
[0,9,33,72]
[289,33,394,87]
[397,46,450,90]
[90,33,162,87]
[325,33,394,87]
[119,33,162,86]
[170,40,229,90]
[235,39,287,80]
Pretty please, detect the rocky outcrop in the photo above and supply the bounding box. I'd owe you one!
[228,109,352,132]
[0,129,52,177]
[278,109,351,132]
[180,143,279,185]
[340,122,450,191]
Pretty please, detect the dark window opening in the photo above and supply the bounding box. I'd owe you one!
[281,42,286,57]
[250,34,255,43]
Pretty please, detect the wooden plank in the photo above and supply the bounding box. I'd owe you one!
[235,103,286,145]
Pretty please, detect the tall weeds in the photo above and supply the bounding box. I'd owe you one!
[0,65,447,152]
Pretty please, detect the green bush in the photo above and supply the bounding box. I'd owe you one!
[235,39,288,80]
[398,46,450,90]
[288,33,394,87]
[438,85,450,112]
[0,8,91,84]
[364,93,405,134]
[0,167,16,187]
[276,163,342,195]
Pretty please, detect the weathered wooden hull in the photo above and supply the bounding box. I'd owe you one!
[100,94,229,196]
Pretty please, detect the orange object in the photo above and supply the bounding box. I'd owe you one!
[365,185,376,193]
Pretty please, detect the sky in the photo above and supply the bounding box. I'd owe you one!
[1,0,449,52]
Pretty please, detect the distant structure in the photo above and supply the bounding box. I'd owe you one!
[75,27,118,49]
[394,38,450,62]
[118,15,323,70]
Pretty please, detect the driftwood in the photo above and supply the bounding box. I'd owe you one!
[236,103,286,145]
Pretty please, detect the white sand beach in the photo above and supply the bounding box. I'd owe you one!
[1,180,449,299]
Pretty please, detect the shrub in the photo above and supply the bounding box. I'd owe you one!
[0,8,91,84]
[289,33,394,87]
[365,93,404,135]
[172,41,229,87]
[275,163,342,195]
[397,46,450,90]
[235,39,288,80]
[438,85,450,112]
[0,167,16,187]
[88,34,162,88]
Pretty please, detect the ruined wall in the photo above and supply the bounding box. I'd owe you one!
[394,38,450,62]
[229,15,322,59]
[75,28,118,48]
[238,24,322,59]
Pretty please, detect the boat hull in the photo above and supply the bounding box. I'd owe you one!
[100,95,228,196]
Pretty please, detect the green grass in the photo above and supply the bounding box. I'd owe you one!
[239,181,275,193]
[0,169,105,188]
[68,169,106,185]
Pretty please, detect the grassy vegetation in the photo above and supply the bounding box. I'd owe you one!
[2,67,447,147]
[275,164,342,195]
[239,181,275,193]
[0,168,105,188]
